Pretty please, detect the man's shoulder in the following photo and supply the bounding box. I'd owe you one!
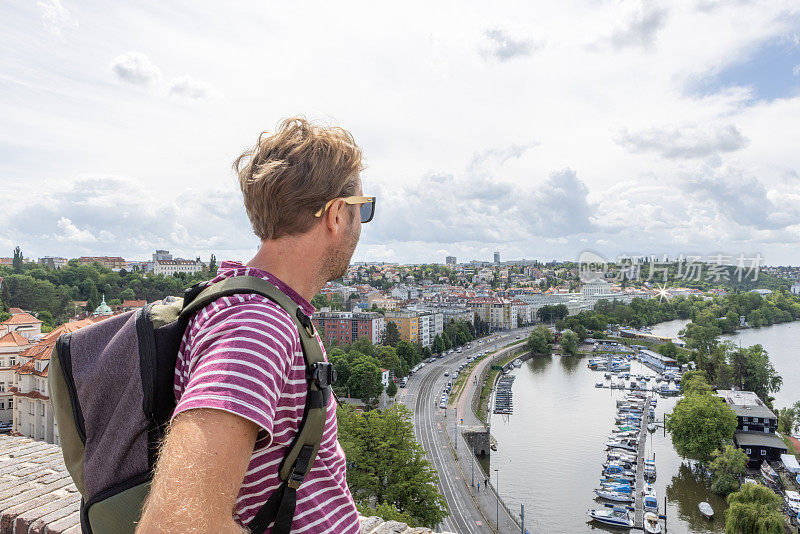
[191,291,299,343]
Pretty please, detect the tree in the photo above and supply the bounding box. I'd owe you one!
[311,293,329,309]
[337,404,449,527]
[119,288,136,301]
[12,246,23,272]
[346,353,383,403]
[708,445,748,495]
[560,330,578,355]
[724,483,783,534]
[208,254,217,273]
[386,380,398,398]
[666,393,738,462]
[526,326,553,355]
[657,341,678,359]
[382,321,401,347]
[777,406,797,435]
[396,341,418,370]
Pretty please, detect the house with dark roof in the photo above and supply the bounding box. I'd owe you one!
[717,389,788,466]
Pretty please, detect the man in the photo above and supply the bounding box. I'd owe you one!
[137,117,374,533]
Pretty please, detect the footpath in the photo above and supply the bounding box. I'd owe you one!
[446,341,528,533]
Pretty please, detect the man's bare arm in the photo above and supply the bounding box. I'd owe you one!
[136,408,259,534]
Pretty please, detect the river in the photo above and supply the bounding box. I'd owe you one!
[649,319,800,408]
[488,320,799,534]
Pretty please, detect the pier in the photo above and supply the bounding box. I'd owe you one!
[633,394,652,529]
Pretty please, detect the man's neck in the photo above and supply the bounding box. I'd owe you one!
[245,237,323,304]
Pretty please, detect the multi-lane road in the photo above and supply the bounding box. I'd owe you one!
[396,327,534,534]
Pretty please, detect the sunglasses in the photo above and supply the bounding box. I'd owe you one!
[314,196,376,223]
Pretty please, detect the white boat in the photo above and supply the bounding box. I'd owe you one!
[644,512,662,533]
[606,439,638,452]
[594,489,634,502]
[785,491,800,515]
[588,506,635,527]
[699,501,714,519]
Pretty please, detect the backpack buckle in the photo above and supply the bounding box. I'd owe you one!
[296,309,316,337]
[309,362,336,389]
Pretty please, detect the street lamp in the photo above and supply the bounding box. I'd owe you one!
[494,468,499,530]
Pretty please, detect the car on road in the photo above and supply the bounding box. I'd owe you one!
[443,371,449,376]
[399,377,408,388]
[428,357,437,363]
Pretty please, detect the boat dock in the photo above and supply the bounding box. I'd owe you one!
[493,375,515,414]
[633,394,652,530]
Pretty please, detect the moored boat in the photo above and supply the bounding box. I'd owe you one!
[587,506,635,528]
[760,461,778,485]
[594,489,634,502]
[699,501,714,519]
[644,512,662,533]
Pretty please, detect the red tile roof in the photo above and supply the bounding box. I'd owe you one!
[8,307,25,314]
[0,331,30,347]
[19,319,96,359]
[1,312,43,326]
[122,300,147,308]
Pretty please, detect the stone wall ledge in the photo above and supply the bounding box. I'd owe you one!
[0,436,450,534]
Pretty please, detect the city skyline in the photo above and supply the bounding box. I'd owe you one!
[2,1,800,264]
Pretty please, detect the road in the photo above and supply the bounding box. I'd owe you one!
[397,327,534,534]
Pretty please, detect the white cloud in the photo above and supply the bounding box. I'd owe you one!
[36,0,77,37]
[615,123,749,160]
[110,52,161,86]
[481,28,544,61]
[56,217,97,243]
[166,76,215,100]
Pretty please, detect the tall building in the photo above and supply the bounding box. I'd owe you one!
[446,256,457,266]
[312,311,385,345]
[494,252,500,264]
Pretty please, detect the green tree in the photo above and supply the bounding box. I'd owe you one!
[724,483,783,534]
[396,341,418,370]
[666,393,738,462]
[526,325,553,355]
[119,288,136,301]
[208,254,217,273]
[382,321,401,347]
[12,246,23,272]
[386,380,397,397]
[708,444,748,495]
[311,293,329,309]
[657,341,678,359]
[560,330,578,355]
[337,404,448,527]
[777,406,797,435]
[346,353,383,403]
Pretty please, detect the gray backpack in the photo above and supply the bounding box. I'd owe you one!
[48,276,336,534]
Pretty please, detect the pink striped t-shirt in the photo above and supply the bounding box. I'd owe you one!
[173,261,359,533]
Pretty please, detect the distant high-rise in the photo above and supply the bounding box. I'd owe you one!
[446,256,456,266]
[494,252,500,264]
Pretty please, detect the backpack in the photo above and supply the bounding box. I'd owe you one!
[47,275,337,534]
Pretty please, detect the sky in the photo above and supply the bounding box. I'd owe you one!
[2,0,800,266]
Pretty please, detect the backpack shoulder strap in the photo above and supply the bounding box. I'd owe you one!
[177,276,332,534]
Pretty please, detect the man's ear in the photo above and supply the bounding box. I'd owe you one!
[324,198,346,235]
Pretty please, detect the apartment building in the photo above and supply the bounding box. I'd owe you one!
[313,311,385,345]
[10,319,96,444]
[78,256,127,270]
[467,297,517,330]
[0,331,29,423]
[384,310,443,347]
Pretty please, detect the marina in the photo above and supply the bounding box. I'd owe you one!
[493,375,515,415]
